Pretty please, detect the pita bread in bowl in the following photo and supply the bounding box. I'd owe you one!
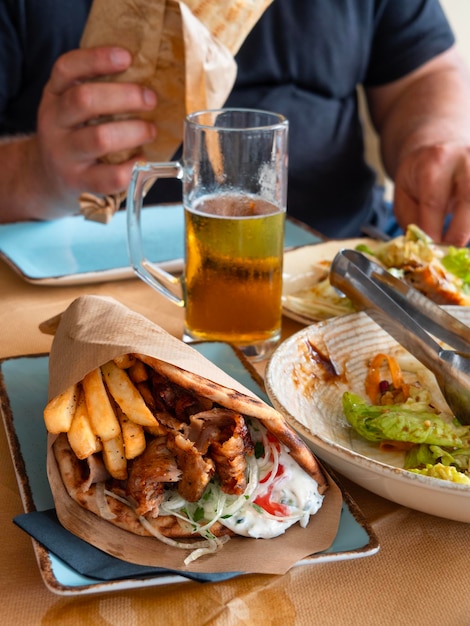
[265,307,470,523]
[44,295,342,574]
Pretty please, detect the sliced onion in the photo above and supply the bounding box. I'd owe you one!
[138,514,222,552]
[196,492,227,532]
[160,491,187,511]
[184,536,230,566]
[255,432,273,472]
[104,488,131,507]
[220,458,259,518]
[104,488,230,562]
[254,436,280,495]
[95,482,117,520]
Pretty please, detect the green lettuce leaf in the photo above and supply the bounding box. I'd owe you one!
[442,246,470,292]
[355,243,377,256]
[342,392,470,447]
[405,443,470,471]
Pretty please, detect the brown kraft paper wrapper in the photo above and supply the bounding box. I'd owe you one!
[78,0,272,222]
[46,295,342,575]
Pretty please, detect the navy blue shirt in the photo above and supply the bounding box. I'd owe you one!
[0,0,455,236]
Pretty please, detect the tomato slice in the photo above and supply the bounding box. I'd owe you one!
[260,461,284,484]
[255,458,289,516]
[254,490,290,517]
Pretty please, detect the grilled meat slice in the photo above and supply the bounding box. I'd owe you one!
[127,437,181,517]
[150,371,213,421]
[186,408,254,495]
[403,263,470,306]
[167,432,215,502]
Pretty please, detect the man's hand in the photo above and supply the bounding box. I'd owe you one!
[0,45,157,222]
[393,143,470,246]
[36,46,157,211]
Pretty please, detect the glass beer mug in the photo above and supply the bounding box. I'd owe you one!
[127,108,289,361]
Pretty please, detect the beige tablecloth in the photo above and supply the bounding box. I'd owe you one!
[1,257,469,625]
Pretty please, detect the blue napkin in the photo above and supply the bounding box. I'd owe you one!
[14,509,241,583]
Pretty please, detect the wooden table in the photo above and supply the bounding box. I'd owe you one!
[1,257,469,625]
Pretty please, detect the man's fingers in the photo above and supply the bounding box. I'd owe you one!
[74,159,142,196]
[443,156,470,245]
[47,47,132,95]
[443,201,470,245]
[53,82,157,128]
[394,145,457,242]
[392,185,419,231]
[66,118,157,163]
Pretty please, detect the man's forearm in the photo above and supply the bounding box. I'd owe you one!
[0,135,80,223]
[367,48,470,178]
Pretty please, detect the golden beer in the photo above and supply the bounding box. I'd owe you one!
[127,108,289,360]
[183,194,285,350]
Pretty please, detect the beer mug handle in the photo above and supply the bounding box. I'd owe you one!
[127,161,185,306]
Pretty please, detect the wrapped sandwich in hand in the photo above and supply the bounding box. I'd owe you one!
[78,0,273,222]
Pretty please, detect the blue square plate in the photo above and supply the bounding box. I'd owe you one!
[0,206,322,285]
[0,344,378,595]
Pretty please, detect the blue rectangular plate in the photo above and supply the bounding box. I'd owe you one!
[0,206,322,285]
[0,345,378,595]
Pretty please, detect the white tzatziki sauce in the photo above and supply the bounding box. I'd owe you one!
[220,434,324,539]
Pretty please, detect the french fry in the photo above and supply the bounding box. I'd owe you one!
[67,389,102,460]
[116,405,147,460]
[127,359,149,383]
[44,383,79,433]
[82,367,121,441]
[101,433,128,480]
[101,360,164,430]
[144,419,170,438]
[135,381,156,409]
[113,353,136,369]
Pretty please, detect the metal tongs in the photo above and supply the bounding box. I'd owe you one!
[329,249,470,424]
